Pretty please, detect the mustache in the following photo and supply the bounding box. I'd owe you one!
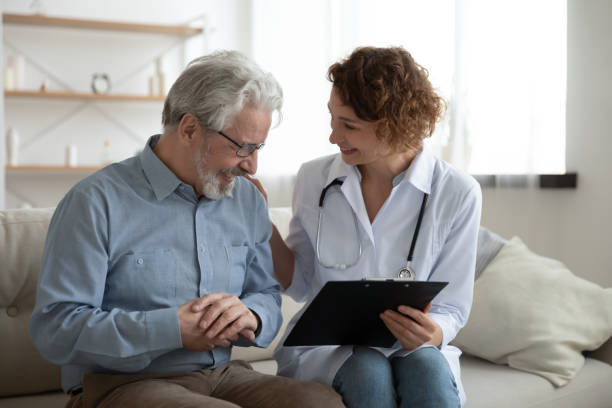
[221,167,247,177]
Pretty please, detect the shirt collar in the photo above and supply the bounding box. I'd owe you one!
[325,154,354,187]
[324,146,435,194]
[140,135,183,201]
[400,146,434,194]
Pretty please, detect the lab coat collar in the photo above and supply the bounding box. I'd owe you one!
[324,154,354,188]
[400,146,435,195]
[324,146,435,195]
[324,155,372,242]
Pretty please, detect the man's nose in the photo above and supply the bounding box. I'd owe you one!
[239,151,258,175]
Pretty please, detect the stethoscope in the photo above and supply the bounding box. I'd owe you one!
[316,178,429,280]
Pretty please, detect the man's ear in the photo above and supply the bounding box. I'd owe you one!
[177,113,201,146]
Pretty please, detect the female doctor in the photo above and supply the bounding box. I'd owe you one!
[251,46,481,408]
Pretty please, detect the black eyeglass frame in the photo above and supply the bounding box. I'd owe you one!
[217,130,265,158]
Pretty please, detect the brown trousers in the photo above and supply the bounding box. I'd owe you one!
[65,360,344,408]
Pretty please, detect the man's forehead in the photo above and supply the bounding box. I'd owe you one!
[227,107,271,141]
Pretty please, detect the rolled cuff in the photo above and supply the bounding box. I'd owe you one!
[428,312,460,349]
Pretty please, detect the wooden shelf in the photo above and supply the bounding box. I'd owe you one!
[2,13,203,37]
[6,165,102,174]
[5,90,165,102]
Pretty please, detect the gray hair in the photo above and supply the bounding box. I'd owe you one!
[162,50,283,133]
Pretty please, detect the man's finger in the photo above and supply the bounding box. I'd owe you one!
[199,295,242,330]
[217,313,257,342]
[204,304,245,337]
[239,328,256,342]
[191,292,231,313]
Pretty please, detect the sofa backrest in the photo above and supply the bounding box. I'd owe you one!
[0,205,508,397]
[0,208,60,397]
[0,207,302,397]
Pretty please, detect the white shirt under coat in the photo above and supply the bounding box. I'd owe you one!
[274,147,482,405]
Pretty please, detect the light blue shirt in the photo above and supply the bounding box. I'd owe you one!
[274,147,482,405]
[30,135,281,393]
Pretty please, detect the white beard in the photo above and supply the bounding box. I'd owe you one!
[193,149,240,200]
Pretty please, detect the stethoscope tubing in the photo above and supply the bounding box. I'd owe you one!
[316,177,428,274]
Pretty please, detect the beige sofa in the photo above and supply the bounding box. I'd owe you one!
[1,207,611,408]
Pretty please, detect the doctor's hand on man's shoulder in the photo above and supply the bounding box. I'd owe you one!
[178,293,260,351]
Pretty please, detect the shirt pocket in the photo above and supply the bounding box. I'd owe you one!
[225,245,248,296]
[106,249,176,310]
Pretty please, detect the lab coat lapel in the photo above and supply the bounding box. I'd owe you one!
[326,155,374,244]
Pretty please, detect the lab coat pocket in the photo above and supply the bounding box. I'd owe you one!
[225,245,248,296]
[107,249,176,309]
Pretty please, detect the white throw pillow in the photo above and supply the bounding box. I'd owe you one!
[453,237,612,387]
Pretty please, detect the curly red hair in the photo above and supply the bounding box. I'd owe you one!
[327,46,445,152]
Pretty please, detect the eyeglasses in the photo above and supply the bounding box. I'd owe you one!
[217,130,265,158]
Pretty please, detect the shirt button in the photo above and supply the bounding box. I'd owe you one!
[200,245,206,253]
[6,305,19,317]
[137,258,144,265]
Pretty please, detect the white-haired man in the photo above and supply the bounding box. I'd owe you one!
[30,50,343,408]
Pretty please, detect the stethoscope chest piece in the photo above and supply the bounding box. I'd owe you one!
[397,266,415,280]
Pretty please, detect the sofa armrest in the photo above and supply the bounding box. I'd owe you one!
[589,337,612,366]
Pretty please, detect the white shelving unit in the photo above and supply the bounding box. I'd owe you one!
[2,12,204,207]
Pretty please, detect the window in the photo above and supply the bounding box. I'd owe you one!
[252,0,566,176]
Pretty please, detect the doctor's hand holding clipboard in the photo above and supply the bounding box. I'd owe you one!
[380,300,442,350]
[245,45,481,408]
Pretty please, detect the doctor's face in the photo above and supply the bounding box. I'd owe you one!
[327,87,388,167]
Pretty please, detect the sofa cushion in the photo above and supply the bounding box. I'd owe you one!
[453,236,612,387]
[461,355,612,408]
[0,208,61,397]
[475,226,506,280]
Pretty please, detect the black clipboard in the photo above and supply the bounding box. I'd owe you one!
[283,280,448,348]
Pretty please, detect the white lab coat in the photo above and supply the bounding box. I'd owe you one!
[274,147,482,405]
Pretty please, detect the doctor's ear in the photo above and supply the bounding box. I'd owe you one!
[177,114,202,145]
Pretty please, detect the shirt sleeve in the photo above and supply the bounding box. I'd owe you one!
[428,182,482,348]
[284,165,317,302]
[235,189,283,348]
[29,187,182,372]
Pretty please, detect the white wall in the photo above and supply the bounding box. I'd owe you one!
[2,1,610,287]
[561,0,612,287]
[1,0,252,209]
[481,0,612,287]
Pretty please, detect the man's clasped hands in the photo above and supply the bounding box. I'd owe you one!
[178,293,260,351]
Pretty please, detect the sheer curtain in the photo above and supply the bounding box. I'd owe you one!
[252,0,566,182]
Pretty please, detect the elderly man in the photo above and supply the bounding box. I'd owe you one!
[30,51,343,408]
